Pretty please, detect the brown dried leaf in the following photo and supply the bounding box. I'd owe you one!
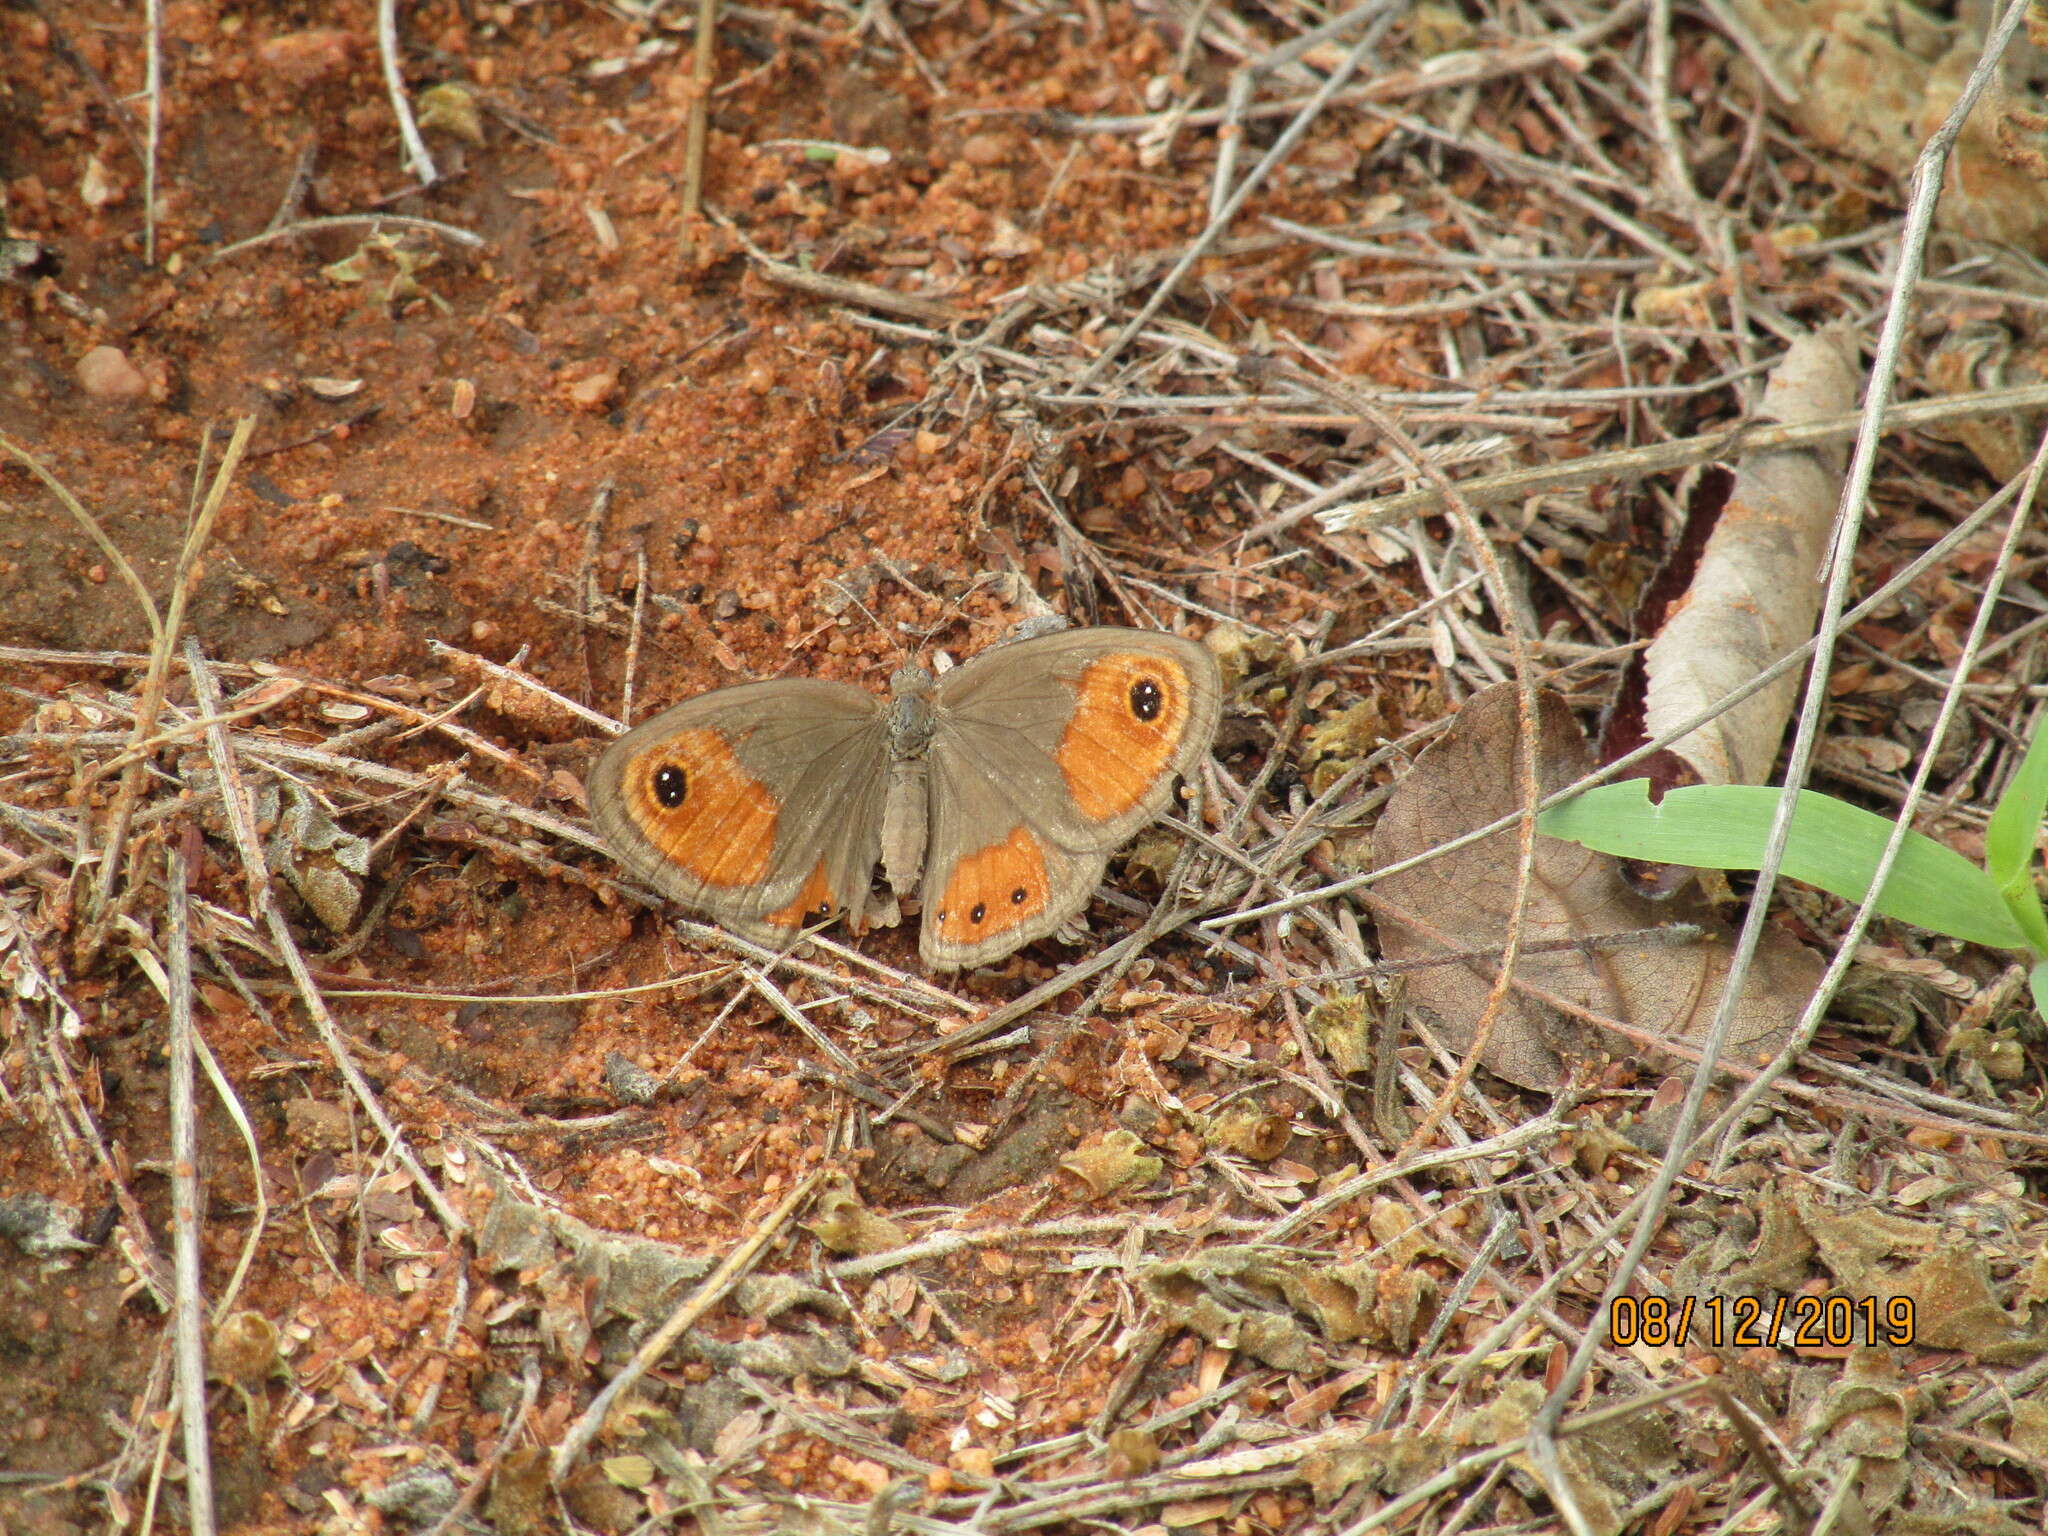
[485,1447,552,1536]
[1060,1128,1163,1199]
[1369,684,1820,1089]
[1641,328,1858,786]
[1205,1103,1292,1161]
[1793,1191,2048,1363]
[1811,1347,1914,1460]
[807,1175,910,1255]
[1457,1383,1625,1536]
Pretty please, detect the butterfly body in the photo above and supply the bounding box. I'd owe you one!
[587,626,1222,968]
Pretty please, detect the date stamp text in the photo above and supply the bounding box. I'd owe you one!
[1606,1294,1915,1351]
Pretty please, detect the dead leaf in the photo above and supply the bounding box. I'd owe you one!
[1637,328,1859,787]
[1457,1383,1626,1536]
[1369,684,1821,1089]
[1060,1128,1163,1198]
[807,1174,910,1255]
[1811,1346,1915,1459]
[1205,1103,1292,1161]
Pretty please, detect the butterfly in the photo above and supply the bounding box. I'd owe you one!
[587,626,1222,968]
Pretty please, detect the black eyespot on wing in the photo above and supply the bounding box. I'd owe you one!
[1011,887,1027,904]
[1129,677,1163,722]
[653,765,688,807]
[970,901,987,925]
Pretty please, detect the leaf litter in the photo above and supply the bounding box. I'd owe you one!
[5,0,2048,1533]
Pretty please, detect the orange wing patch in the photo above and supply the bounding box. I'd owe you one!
[621,727,778,887]
[933,827,1049,946]
[1056,653,1193,822]
[763,859,839,931]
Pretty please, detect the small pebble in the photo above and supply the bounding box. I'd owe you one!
[961,132,1009,168]
[256,28,358,88]
[561,359,619,411]
[603,1051,659,1106]
[76,345,146,399]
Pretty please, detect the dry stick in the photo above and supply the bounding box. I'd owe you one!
[1644,0,1725,266]
[3,919,173,1305]
[576,476,616,627]
[191,1028,267,1323]
[208,213,485,264]
[118,930,273,1321]
[164,841,217,1536]
[1707,420,2048,1172]
[680,0,719,239]
[741,248,965,326]
[1206,0,1403,221]
[376,0,437,186]
[424,637,618,731]
[85,417,255,965]
[621,546,649,728]
[1522,0,2038,1514]
[1295,380,2048,538]
[547,1167,824,1480]
[1071,12,1385,388]
[185,639,467,1236]
[143,0,162,265]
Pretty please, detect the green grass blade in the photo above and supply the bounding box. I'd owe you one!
[2031,958,2048,1027]
[1537,781,2030,950]
[1985,719,2048,891]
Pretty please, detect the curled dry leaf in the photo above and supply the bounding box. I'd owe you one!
[0,1194,93,1259]
[1635,327,1859,788]
[807,1174,909,1255]
[1460,1382,1659,1536]
[1060,1128,1163,1198]
[209,1310,280,1385]
[1810,1348,1913,1461]
[477,1176,776,1333]
[416,82,486,145]
[1205,1102,1292,1161]
[267,780,371,931]
[1305,992,1374,1075]
[1693,1183,2048,1365]
[1370,683,1821,1090]
[1138,1243,1441,1371]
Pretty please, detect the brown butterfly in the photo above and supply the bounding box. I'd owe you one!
[587,626,1222,968]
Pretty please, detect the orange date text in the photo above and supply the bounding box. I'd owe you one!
[1605,1294,1915,1351]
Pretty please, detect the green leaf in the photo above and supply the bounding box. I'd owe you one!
[2031,958,2048,1027]
[1985,719,2048,891]
[1537,781,2031,951]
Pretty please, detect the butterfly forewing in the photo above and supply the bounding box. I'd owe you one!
[929,628,1221,852]
[590,680,890,930]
